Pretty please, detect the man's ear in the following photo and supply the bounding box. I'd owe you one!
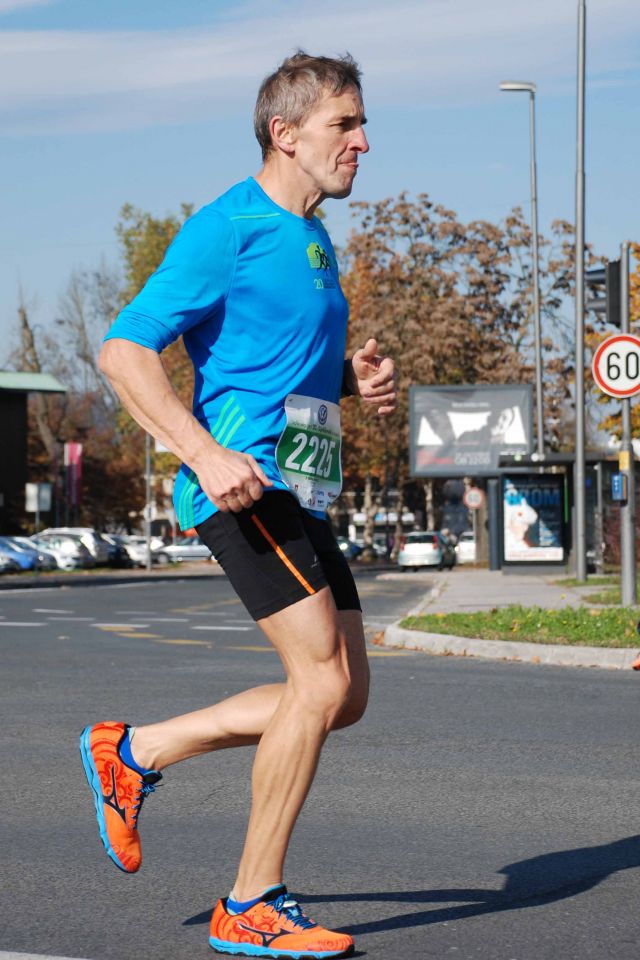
[268,115,296,157]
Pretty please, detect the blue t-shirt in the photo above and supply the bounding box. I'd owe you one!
[105,177,349,529]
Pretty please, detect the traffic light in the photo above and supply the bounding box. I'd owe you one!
[586,259,621,327]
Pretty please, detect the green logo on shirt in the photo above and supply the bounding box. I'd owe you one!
[306,242,336,288]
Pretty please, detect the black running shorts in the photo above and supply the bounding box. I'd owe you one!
[196,490,361,621]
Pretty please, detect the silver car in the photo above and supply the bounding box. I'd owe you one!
[32,532,94,570]
[153,535,212,564]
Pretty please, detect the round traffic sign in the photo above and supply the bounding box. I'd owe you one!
[463,487,484,510]
[592,334,640,398]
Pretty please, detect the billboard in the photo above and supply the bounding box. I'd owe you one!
[409,385,533,477]
[502,474,566,564]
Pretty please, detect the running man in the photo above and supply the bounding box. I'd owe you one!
[80,51,396,960]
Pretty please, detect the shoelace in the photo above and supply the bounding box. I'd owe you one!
[131,778,160,825]
[270,894,316,930]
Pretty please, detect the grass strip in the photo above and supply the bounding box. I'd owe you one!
[585,587,622,605]
[401,605,640,648]
[553,576,618,587]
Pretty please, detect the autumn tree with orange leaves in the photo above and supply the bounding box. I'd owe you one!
[340,194,584,553]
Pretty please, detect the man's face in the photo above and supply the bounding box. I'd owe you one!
[288,85,369,200]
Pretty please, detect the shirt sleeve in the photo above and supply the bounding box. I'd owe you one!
[104,208,236,352]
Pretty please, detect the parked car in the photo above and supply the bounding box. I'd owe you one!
[397,531,457,571]
[0,550,21,573]
[123,534,167,566]
[455,531,476,564]
[39,527,112,564]
[153,535,212,564]
[4,536,57,571]
[0,536,38,571]
[101,533,135,568]
[32,532,95,570]
[337,537,363,561]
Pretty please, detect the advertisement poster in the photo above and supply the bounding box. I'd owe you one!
[409,385,532,477]
[502,475,566,563]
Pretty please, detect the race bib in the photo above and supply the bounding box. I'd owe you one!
[275,394,342,511]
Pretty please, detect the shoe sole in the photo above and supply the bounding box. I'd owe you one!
[79,725,132,873]
[208,936,354,959]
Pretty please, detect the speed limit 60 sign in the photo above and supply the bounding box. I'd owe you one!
[592,334,640,398]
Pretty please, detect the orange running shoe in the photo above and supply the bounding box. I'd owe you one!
[79,721,161,873]
[209,885,354,958]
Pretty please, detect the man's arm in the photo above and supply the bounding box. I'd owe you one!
[99,339,271,513]
[343,338,397,416]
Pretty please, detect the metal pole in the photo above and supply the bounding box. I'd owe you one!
[594,461,604,575]
[574,0,587,581]
[619,242,636,604]
[529,91,544,457]
[145,432,152,571]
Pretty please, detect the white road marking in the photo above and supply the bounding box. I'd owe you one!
[34,608,74,614]
[130,617,189,623]
[1,621,46,627]
[191,625,252,632]
[47,617,95,621]
[92,623,149,629]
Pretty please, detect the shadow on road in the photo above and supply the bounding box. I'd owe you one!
[183,834,640,934]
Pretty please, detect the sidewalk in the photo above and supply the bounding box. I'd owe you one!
[382,568,639,671]
[410,567,586,616]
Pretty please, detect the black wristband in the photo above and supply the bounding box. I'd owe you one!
[341,359,355,397]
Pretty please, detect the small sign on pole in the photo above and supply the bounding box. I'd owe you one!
[592,334,640,398]
[463,487,484,510]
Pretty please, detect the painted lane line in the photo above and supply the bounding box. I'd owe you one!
[47,617,95,621]
[130,617,189,623]
[92,623,150,629]
[153,638,212,646]
[34,608,74,613]
[116,632,161,639]
[225,645,275,652]
[1,621,46,627]
[191,625,252,632]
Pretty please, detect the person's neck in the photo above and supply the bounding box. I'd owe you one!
[254,163,323,221]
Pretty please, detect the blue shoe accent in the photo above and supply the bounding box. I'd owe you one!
[79,725,128,873]
[208,937,351,958]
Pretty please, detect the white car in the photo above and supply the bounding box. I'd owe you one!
[456,531,476,564]
[153,535,212,564]
[32,532,95,570]
[118,534,166,566]
[397,531,456,571]
[40,527,112,564]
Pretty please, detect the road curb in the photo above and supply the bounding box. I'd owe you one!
[0,567,224,591]
[381,622,639,670]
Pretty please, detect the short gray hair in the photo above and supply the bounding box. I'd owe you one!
[254,51,363,161]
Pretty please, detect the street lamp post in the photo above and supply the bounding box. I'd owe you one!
[500,81,544,458]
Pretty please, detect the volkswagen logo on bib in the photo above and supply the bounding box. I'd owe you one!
[318,404,328,426]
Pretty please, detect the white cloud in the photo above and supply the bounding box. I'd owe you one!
[0,0,638,134]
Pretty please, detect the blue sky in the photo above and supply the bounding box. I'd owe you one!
[2,0,639,357]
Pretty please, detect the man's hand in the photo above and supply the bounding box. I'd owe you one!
[196,446,272,513]
[349,338,397,416]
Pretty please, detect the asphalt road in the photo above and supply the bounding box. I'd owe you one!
[2,569,640,960]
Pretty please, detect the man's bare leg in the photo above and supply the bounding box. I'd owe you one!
[130,684,284,770]
[130,599,367,778]
[231,589,369,901]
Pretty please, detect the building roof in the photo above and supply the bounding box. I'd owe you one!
[0,371,67,394]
